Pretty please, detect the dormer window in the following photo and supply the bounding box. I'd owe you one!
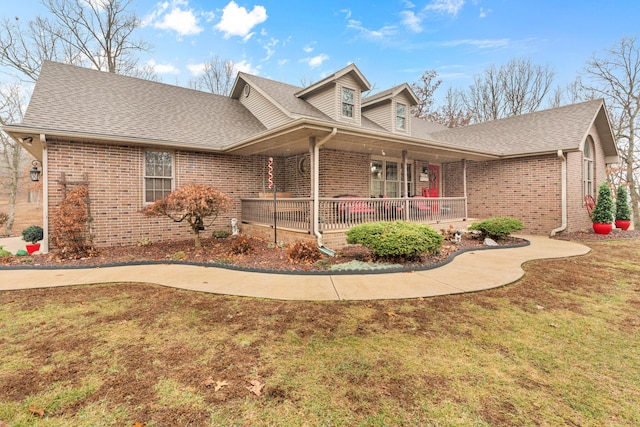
[396,102,406,130]
[342,87,355,118]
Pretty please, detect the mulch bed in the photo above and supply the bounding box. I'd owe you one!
[1,233,525,272]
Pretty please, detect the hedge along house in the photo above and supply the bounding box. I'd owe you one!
[3,61,618,253]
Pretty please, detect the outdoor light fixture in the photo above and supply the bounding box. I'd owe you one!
[30,160,42,182]
[20,136,33,144]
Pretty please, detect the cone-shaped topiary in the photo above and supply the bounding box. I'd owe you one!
[615,186,631,221]
[591,182,614,224]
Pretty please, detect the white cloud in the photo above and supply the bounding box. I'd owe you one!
[147,59,180,74]
[479,7,491,18]
[277,59,289,66]
[262,37,279,61]
[303,42,315,53]
[347,19,397,39]
[233,60,260,75]
[440,38,510,49]
[187,62,206,76]
[145,0,203,37]
[215,1,267,39]
[425,0,465,16]
[302,54,329,68]
[400,10,422,32]
[341,8,352,19]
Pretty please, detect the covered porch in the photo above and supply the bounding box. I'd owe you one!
[228,122,495,245]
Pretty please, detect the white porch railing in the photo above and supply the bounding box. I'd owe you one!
[241,196,467,232]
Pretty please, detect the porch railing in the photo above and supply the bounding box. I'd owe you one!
[240,197,467,233]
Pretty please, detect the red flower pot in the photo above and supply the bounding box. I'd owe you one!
[593,223,612,235]
[26,243,41,255]
[615,219,631,231]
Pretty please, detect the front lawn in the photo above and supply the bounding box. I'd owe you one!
[1,239,639,426]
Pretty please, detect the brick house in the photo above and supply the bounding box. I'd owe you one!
[3,61,618,252]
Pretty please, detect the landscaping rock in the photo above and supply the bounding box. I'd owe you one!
[484,238,498,246]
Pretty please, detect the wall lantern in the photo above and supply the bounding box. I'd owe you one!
[30,160,42,182]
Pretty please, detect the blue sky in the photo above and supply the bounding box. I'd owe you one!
[3,0,640,101]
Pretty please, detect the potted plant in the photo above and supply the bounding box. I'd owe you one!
[591,182,614,235]
[22,225,44,254]
[615,185,632,230]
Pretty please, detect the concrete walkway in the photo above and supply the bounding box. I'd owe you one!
[0,235,590,301]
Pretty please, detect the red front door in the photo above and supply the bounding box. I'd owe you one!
[427,164,439,197]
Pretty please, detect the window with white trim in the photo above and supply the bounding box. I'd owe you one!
[370,158,413,198]
[144,150,173,203]
[583,137,594,198]
[341,87,355,118]
[396,102,406,130]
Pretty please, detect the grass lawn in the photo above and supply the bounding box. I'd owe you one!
[1,239,639,426]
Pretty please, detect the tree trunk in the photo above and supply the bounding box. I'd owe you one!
[192,227,202,248]
[628,121,640,228]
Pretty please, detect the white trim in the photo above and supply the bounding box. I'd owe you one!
[143,149,175,204]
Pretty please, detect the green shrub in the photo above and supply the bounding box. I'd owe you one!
[468,217,524,240]
[22,225,44,244]
[591,182,614,224]
[212,230,230,239]
[16,249,28,257]
[346,221,443,260]
[616,186,631,221]
[288,240,323,264]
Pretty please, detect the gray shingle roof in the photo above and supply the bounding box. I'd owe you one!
[428,99,610,156]
[21,61,266,149]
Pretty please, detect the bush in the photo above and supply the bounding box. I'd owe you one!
[230,236,254,255]
[288,240,323,264]
[22,225,43,244]
[591,182,614,224]
[51,186,94,258]
[346,221,443,260]
[0,248,12,258]
[468,217,524,240]
[212,230,230,239]
[616,186,631,221]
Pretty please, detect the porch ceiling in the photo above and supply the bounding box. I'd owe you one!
[226,124,496,162]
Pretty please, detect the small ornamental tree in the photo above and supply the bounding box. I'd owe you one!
[143,183,233,247]
[616,185,631,221]
[591,182,614,224]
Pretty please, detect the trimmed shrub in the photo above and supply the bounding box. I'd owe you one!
[346,221,444,260]
[616,186,631,221]
[591,182,614,224]
[0,248,12,258]
[288,240,323,264]
[22,225,43,244]
[468,217,524,240]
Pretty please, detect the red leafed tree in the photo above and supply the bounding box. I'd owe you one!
[51,185,94,258]
[143,183,234,247]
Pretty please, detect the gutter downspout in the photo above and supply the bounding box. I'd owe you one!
[40,134,49,253]
[550,150,567,236]
[313,128,337,249]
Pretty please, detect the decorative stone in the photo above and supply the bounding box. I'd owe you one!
[484,238,498,246]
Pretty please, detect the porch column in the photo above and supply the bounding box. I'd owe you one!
[41,134,49,254]
[462,158,468,219]
[402,150,409,221]
[309,137,317,234]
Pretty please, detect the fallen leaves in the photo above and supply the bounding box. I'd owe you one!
[246,379,265,396]
[28,407,44,417]
[201,377,229,392]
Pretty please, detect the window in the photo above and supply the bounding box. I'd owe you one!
[144,150,173,203]
[396,102,406,130]
[370,158,413,197]
[583,137,594,198]
[341,87,355,118]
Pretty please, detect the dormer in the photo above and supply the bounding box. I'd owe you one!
[361,83,419,135]
[294,63,370,126]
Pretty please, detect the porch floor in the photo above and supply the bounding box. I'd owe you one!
[0,236,589,301]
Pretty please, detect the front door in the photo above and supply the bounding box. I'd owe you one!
[426,164,439,197]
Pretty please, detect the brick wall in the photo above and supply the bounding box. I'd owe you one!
[46,139,282,247]
[318,149,371,197]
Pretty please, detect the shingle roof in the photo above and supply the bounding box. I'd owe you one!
[21,61,266,149]
[428,99,611,156]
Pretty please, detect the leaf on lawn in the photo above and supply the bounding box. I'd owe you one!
[0,420,11,426]
[28,407,44,417]
[201,376,215,387]
[215,380,229,392]
[385,311,397,317]
[246,379,264,396]
[549,323,559,328]
[535,305,545,310]
[132,422,147,427]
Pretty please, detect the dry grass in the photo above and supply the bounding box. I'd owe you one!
[0,239,639,426]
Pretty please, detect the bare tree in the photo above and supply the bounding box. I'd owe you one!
[410,70,442,119]
[0,0,153,81]
[430,87,472,128]
[582,36,640,228]
[0,83,26,234]
[462,58,555,123]
[188,56,236,95]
